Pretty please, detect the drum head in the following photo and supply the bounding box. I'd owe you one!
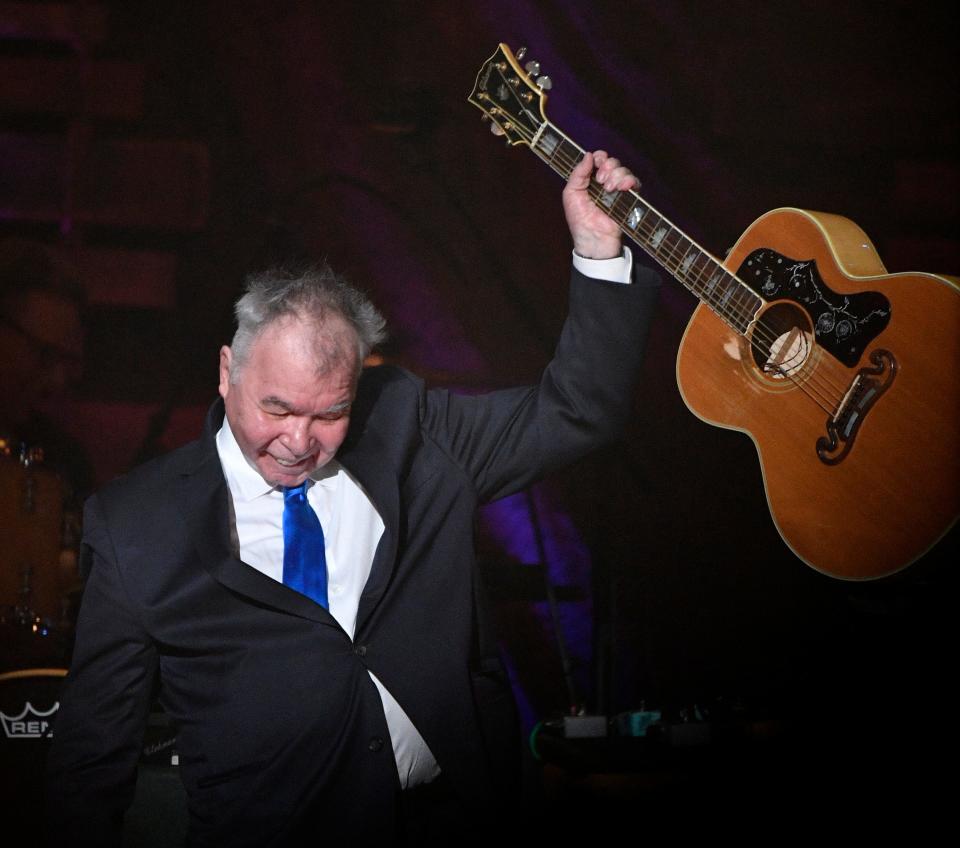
[0,668,66,829]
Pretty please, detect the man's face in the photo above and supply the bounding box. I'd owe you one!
[218,316,358,488]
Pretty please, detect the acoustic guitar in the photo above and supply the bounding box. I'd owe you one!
[469,43,959,580]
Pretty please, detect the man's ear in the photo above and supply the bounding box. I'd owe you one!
[218,346,232,399]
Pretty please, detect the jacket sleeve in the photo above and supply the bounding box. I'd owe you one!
[45,493,159,846]
[421,263,660,503]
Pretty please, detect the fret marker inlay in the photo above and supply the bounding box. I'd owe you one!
[539,133,559,156]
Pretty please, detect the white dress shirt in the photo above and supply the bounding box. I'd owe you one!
[573,247,633,283]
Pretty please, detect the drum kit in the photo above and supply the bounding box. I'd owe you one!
[0,436,78,662]
[0,435,77,810]
[1,437,183,832]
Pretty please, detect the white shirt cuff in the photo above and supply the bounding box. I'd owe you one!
[572,246,633,284]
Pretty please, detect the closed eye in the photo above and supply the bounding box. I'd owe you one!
[262,407,291,418]
[316,407,350,422]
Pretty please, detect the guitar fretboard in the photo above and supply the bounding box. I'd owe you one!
[532,122,762,335]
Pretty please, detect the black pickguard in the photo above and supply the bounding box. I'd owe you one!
[737,248,891,367]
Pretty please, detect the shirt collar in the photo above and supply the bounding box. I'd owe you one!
[216,415,340,503]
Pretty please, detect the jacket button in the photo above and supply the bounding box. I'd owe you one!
[354,644,367,657]
[368,737,384,752]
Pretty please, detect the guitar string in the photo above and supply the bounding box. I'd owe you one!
[490,100,852,418]
[523,131,845,415]
[535,135,850,414]
[579,174,844,416]
[574,178,852,415]
[479,86,836,403]
[578,180,847,415]
[479,75,853,419]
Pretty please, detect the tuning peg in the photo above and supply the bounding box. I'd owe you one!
[489,122,506,136]
[516,46,527,60]
[536,75,553,90]
[524,60,540,76]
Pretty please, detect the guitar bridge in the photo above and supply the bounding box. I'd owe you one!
[817,349,897,465]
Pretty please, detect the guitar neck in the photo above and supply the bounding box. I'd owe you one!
[531,120,762,335]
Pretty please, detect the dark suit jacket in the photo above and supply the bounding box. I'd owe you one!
[46,267,660,845]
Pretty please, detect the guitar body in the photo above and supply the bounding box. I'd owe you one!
[471,43,958,577]
[677,208,960,579]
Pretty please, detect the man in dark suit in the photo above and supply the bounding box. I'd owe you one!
[46,151,661,844]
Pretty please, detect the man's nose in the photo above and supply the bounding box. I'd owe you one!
[281,418,312,456]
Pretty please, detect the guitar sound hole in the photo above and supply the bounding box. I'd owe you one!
[749,302,815,380]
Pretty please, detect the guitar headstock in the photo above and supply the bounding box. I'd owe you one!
[468,43,551,147]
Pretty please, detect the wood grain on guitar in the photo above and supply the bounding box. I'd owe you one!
[469,43,959,580]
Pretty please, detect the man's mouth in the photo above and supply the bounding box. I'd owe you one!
[272,454,313,468]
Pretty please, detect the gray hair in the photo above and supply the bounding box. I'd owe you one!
[229,263,386,381]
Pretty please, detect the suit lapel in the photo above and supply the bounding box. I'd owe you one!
[173,402,337,626]
[338,427,400,632]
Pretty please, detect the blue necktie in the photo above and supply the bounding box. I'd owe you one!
[282,482,329,608]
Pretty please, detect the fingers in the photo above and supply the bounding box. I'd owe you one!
[592,150,639,193]
[566,150,594,190]
[565,150,639,197]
